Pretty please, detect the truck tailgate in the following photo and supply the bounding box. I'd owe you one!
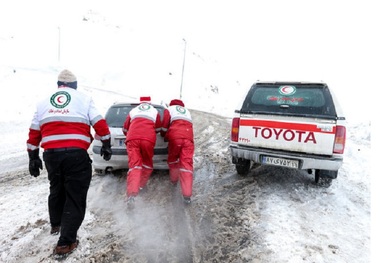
[238,115,336,155]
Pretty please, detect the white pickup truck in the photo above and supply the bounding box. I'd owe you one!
[229,81,346,186]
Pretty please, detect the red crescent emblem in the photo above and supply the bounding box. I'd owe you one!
[57,96,64,103]
[281,86,289,93]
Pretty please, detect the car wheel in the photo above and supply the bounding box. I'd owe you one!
[94,169,106,176]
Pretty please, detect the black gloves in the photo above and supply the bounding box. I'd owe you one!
[28,149,43,177]
[100,140,112,161]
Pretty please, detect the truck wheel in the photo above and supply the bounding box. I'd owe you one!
[235,159,251,175]
[318,177,333,187]
[315,169,336,187]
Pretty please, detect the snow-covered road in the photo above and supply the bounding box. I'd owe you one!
[0,110,371,262]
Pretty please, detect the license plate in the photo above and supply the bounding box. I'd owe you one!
[117,139,125,146]
[262,156,299,169]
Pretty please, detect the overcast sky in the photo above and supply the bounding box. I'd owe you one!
[1,0,379,121]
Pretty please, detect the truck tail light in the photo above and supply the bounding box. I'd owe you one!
[333,125,346,154]
[231,117,240,142]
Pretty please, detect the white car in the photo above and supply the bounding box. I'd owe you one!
[92,102,169,174]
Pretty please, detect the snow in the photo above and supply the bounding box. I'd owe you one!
[0,0,377,262]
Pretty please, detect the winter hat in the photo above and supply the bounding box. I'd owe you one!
[57,69,77,89]
[169,99,185,107]
[140,96,151,103]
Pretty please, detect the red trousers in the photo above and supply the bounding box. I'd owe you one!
[126,139,154,197]
[167,138,194,197]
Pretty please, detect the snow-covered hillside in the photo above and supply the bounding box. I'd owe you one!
[0,0,377,262]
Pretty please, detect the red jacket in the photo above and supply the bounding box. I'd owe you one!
[123,103,161,144]
[161,105,194,141]
[27,87,111,151]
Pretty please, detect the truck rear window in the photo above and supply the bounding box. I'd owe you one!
[241,84,337,118]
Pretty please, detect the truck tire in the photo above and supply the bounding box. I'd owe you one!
[319,177,333,187]
[315,169,337,187]
[235,159,251,175]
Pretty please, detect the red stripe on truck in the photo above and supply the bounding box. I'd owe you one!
[239,119,336,134]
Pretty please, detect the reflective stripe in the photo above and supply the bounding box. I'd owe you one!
[41,134,91,144]
[179,168,193,174]
[171,115,192,122]
[131,113,156,122]
[30,123,40,130]
[40,116,90,126]
[99,134,111,140]
[27,143,39,151]
[168,160,179,165]
[142,164,153,170]
[127,166,142,174]
[90,115,103,126]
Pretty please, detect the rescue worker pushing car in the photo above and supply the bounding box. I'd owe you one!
[161,99,194,204]
[123,96,161,204]
[26,69,112,258]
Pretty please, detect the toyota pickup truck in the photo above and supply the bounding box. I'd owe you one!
[229,81,346,186]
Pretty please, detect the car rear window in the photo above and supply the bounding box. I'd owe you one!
[241,84,337,118]
[105,105,166,127]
